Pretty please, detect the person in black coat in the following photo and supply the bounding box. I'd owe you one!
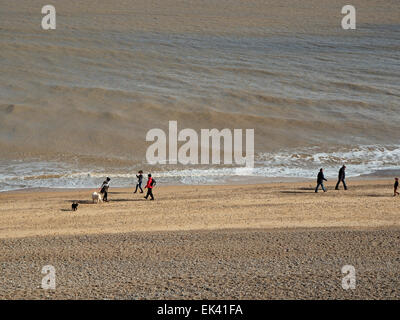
[335,165,347,190]
[100,177,111,202]
[134,170,144,193]
[315,168,327,193]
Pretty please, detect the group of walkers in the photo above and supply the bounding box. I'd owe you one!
[98,165,398,202]
[315,165,399,197]
[315,165,347,193]
[133,170,156,200]
[98,171,156,202]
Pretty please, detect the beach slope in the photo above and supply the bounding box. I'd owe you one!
[0,180,399,299]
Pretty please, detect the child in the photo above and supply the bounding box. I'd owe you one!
[134,170,144,193]
[394,178,399,197]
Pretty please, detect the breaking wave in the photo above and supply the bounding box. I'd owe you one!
[1,145,399,191]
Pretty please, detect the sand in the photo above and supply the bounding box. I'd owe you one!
[0,180,399,299]
[0,180,399,239]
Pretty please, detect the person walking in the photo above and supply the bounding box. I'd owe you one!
[394,178,399,197]
[144,173,156,200]
[100,177,111,202]
[315,168,327,193]
[335,165,347,190]
[134,170,144,193]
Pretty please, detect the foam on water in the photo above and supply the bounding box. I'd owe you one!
[256,145,400,178]
[0,145,399,191]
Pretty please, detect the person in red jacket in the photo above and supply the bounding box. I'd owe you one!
[144,173,155,200]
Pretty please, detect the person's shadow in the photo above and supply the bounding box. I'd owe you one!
[107,198,144,202]
[280,191,309,194]
[65,200,93,204]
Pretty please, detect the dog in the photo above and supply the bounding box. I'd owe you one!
[92,192,103,204]
[71,202,79,211]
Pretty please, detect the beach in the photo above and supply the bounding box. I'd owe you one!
[1,180,399,299]
[1,0,399,301]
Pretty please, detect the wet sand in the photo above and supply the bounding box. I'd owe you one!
[0,180,399,299]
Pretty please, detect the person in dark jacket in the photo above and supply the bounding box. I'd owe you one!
[100,177,111,202]
[315,168,327,193]
[335,165,347,190]
[394,178,399,197]
[134,170,144,193]
[144,173,155,200]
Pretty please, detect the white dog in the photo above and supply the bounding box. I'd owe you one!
[92,192,103,204]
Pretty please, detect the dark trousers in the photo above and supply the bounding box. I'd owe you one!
[135,182,143,193]
[315,182,326,193]
[145,188,154,200]
[335,179,347,190]
[102,191,108,201]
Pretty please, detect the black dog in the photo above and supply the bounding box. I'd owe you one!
[72,202,79,211]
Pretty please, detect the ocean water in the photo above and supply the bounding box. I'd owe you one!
[1,145,399,191]
[0,1,399,190]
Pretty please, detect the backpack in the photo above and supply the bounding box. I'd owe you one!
[151,179,156,187]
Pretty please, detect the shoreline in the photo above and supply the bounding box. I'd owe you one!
[0,175,394,194]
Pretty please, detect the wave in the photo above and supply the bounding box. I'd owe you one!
[256,145,400,178]
[0,145,399,191]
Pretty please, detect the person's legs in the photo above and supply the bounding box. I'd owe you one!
[342,179,348,190]
[315,183,321,193]
[103,191,108,201]
[145,188,150,199]
[149,188,154,200]
[139,182,143,193]
[335,180,340,190]
[321,183,326,192]
[134,184,138,193]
